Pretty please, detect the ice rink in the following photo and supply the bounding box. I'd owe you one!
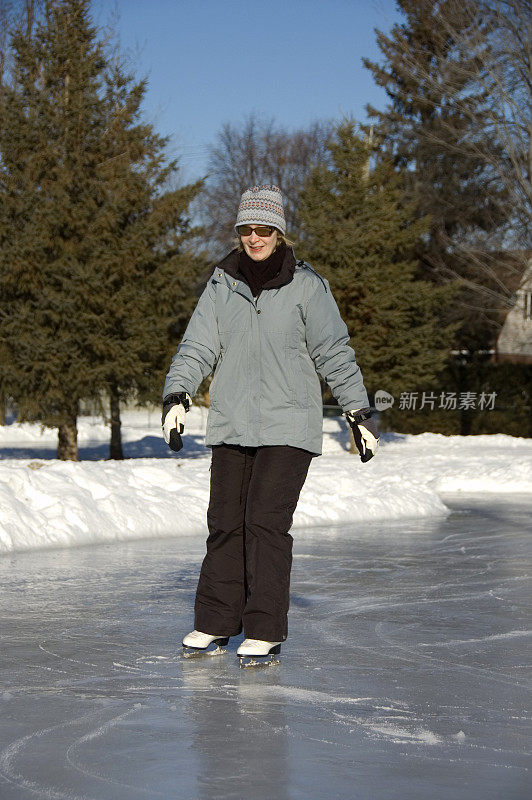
[0,495,530,799]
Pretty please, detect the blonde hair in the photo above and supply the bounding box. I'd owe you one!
[234,229,295,252]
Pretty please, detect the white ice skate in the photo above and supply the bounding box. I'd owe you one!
[182,630,229,658]
[237,638,282,668]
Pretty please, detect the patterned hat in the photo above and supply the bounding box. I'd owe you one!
[235,184,286,235]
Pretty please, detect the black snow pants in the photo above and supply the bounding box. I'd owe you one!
[194,444,313,642]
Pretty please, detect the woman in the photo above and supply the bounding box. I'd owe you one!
[162,185,379,666]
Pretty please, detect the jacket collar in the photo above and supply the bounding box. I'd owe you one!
[216,246,298,291]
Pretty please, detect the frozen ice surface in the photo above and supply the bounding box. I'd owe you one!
[0,496,530,799]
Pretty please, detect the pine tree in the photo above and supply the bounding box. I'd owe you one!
[0,0,111,459]
[299,122,453,397]
[0,0,204,459]
[82,59,205,458]
[363,0,510,349]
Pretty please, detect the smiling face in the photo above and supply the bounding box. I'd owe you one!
[240,226,278,261]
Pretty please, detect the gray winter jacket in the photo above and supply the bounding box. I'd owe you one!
[163,250,369,455]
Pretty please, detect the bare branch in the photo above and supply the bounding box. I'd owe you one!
[198,114,334,257]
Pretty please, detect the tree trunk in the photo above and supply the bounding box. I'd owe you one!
[0,393,5,426]
[457,357,472,436]
[57,415,78,460]
[348,422,358,455]
[109,384,124,460]
[460,407,472,436]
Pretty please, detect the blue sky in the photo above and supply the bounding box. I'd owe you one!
[91,0,403,181]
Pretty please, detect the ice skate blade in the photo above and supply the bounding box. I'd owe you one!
[182,644,227,659]
[238,654,281,669]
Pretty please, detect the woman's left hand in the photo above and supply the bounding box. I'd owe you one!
[345,410,380,462]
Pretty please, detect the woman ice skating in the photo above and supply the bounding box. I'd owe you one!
[162,184,379,667]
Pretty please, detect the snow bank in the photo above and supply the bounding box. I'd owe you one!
[0,410,530,554]
[363,430,532,495]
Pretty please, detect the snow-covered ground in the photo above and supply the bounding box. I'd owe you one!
[0,408,531,554]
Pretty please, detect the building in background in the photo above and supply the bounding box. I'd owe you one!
[496,258,532,364]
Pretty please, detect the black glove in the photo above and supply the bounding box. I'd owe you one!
[345,408,380,462]
[162,392,191,453]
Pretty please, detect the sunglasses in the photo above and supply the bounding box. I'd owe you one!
[237,225,276,237]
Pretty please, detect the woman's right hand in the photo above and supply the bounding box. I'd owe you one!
[162,393,191,452]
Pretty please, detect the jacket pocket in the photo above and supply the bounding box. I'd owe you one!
[285,339,308,408]
[208,350,223,409]
[210,330,247,420]
[286,341,309,441]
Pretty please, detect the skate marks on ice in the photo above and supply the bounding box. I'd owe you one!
[177,665,528,800]
[0,497,531,799]
[0,705,171,800]
[286,498,532,791]
[229,679,443,746]
[2,635,527,800]
[0,640,216,799]
[0,639,197,800]
[0,550,203,799]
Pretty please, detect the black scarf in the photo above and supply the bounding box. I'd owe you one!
[238,243,287,298]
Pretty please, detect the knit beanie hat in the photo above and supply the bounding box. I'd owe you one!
[235,184,286,235]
